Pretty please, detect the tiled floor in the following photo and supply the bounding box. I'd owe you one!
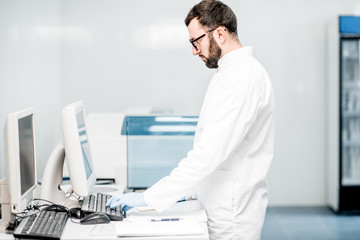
[262,207,360,240]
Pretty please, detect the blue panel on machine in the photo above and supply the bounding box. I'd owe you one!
[340,16,360,34]
[124,116,198,189]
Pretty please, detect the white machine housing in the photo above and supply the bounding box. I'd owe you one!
[86,113,127,187]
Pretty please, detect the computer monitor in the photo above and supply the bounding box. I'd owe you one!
[61,101,96,197]
[40,101,96,205]
[4,108,37,214]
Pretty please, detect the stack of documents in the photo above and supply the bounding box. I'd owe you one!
[126,209,207,223]
[116,221,204,237]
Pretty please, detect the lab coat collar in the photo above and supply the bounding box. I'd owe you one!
[218,46,253,68]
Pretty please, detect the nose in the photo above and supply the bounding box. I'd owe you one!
[192,46,200,56]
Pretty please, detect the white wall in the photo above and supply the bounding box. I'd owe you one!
[1,0,360,206]
[0,0,63,180]
[60,0,212,114]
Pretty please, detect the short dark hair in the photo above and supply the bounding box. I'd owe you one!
[185,0,238,36]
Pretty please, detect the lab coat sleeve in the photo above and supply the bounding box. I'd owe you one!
[144,70,266,212]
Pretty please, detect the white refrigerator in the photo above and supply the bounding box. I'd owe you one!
[328,16,360,212]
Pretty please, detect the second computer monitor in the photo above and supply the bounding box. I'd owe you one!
[61,101,96,197]
[4,108,37,214]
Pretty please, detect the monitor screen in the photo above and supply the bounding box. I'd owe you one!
[76,110,93,180]
[4,108,37,214]
[18,115,36,195]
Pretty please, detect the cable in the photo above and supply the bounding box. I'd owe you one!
[14,208,40,220]
[34,198,69,212]
[12,198,81,231]
[65,187,73,198]
[34,198,60,206]
[14,200,60,220]
[69,217,81,224]
[63,189,74,206]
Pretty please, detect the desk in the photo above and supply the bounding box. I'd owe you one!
[0,200,209,240]
[0,221,208,240]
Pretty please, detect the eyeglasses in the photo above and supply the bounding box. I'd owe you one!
[189,28,217,51]
[189,34,206,51]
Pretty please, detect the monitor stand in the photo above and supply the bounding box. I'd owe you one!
[40,143,80,208]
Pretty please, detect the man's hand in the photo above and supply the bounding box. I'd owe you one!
[106,192,146,211]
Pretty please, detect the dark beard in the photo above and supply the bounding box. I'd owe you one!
[205,34,222,69]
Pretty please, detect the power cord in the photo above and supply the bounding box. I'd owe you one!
[33,198,69,212]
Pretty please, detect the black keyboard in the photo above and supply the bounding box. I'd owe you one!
[14,210,68,240]
[81,192,125,221]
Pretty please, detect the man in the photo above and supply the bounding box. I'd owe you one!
[107,1,275,239]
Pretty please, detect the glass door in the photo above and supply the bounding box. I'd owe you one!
[341,38,360,185]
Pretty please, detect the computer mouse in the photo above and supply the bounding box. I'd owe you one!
[68,207,82,219]
[80,212,111,225]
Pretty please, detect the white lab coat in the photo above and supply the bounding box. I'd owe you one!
[144,46,275,240]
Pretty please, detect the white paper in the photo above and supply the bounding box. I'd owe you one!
[116,221,203,237]
[127,209,207,223]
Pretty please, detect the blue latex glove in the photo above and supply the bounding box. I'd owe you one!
[106,192,146,211]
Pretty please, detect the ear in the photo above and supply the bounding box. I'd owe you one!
[214,27,227,44]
